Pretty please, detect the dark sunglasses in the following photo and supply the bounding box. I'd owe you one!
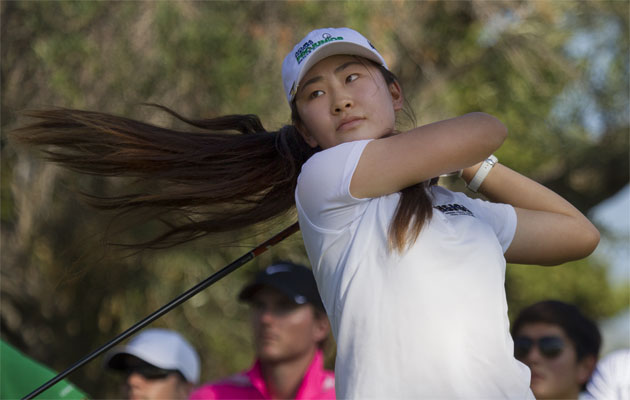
[125,363,178,380]
[514,335,565,360]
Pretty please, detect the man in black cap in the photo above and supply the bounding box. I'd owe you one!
[190,262,335,400]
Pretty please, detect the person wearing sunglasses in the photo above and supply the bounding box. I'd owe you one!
[511,300,601,400]
[105,328,200,400]
[190,262,335,400]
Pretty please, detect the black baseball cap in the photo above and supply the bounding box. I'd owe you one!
[239,262,325,311]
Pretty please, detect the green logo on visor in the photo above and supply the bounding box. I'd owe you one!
[295,35,344,64]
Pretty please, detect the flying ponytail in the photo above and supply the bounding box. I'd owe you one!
[11,105,316,248]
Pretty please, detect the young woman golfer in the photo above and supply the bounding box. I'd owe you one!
[14,27,599,398]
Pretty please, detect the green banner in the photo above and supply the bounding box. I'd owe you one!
[1,340,88,399]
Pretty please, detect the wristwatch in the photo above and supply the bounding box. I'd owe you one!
[467,155,498,193]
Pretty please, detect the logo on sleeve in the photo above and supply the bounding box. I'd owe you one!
[434,203,474,217]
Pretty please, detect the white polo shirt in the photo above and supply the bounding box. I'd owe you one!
[295,140,533,399]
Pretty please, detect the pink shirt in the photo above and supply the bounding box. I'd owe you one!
[189,350,335,400]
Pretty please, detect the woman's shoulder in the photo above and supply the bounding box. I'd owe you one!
[295,140,373,230]
[431,184,507,208]
[302,140,372,171]
[298,140,373,193]
[430,185,468,203]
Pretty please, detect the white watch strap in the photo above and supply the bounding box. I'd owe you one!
[467,155,498,192]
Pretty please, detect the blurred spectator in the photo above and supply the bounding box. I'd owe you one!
[105,328,200,400]
[584,348,630,400]
[511,300,601,399]
[190,262,334,399]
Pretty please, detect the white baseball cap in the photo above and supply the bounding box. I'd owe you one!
[281,27,388,104]
[105,328,200,384]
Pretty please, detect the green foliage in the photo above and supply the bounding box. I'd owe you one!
[1,1,627,398]
[506,259,628,322]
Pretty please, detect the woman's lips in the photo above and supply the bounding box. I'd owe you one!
[337,117,363,132]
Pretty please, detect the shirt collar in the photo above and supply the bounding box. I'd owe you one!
[245,350,326,399]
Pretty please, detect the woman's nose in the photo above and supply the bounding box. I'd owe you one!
[333,100,353,113]
[331,89,353,113]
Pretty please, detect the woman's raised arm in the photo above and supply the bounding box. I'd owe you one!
[462,162,600,265]
[350,112,507,199]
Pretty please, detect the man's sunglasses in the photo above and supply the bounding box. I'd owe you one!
[125,363,179,380]
[514,335,565,360]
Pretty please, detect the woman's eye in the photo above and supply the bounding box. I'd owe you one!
[309,90,324,99]
[346,73,359,83]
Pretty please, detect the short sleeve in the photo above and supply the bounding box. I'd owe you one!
[450,190,517,253]
[295,140,371,232]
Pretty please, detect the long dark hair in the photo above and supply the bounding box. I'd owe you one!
[11,106,315,248]
[11,65,434,251]
[373,65,435,252]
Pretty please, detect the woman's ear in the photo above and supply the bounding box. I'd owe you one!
[389,80,404,111]
[296,121,319,148]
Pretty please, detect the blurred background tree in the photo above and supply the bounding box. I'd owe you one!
[1,1,627,398]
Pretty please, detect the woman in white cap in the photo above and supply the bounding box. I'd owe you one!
[13,27,599,399]
[106,328,200,400]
